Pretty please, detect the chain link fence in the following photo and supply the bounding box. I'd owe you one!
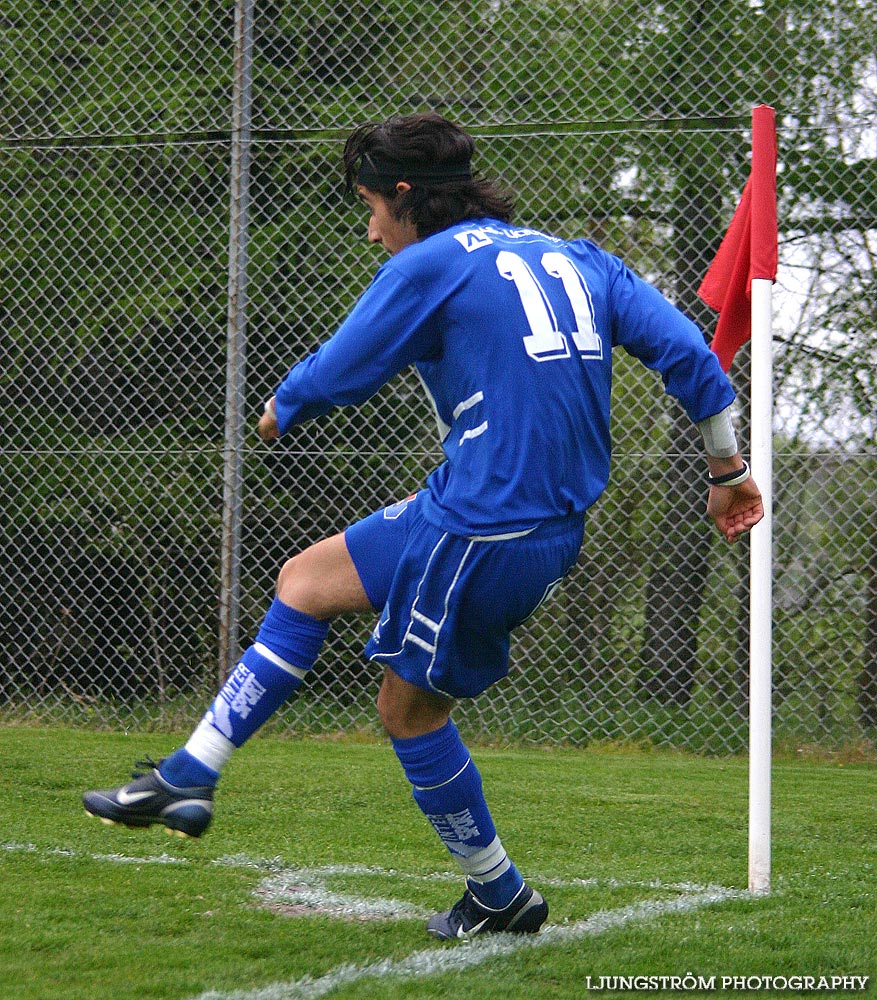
[2,1,875,753]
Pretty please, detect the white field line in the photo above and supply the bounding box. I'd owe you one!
[1,841,189,865]
[1,841,738,905]
[0,842,734,896]
[3,841,748,999]
[189,887,747,1000]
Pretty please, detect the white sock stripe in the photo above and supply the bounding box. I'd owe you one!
[253,642,309,680]
[454,835,509,880]
[413,757,471,792]
[467,854,512,883]
[185,718,235,773]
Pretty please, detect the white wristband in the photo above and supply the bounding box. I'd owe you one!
[697,405,738,459]
[264,397,277,419]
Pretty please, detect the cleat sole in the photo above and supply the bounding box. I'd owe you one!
[85,810,119,828]
[165,827,196,840]
[86,808,151,832]
[86,805,201,839]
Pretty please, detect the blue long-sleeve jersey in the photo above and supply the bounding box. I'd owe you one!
[273,218,735,535]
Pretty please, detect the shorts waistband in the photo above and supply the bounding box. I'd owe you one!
[468,511,585,542]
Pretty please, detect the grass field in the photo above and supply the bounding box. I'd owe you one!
[0,724,874,1000]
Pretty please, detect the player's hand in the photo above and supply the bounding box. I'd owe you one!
[707,477,764,544]
[258,397,280,441]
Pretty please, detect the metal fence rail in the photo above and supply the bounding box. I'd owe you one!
[1,1,875,753]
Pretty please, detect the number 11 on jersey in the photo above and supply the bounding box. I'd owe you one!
[496,249,603,362]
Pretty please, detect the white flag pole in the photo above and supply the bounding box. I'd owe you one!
[748,276,773,895]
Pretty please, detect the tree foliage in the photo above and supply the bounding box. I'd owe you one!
[1,0,874,737]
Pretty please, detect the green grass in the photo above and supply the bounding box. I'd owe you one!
[0,725,874,1000]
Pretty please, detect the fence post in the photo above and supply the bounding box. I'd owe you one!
[218,0,255,684]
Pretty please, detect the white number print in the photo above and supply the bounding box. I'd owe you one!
[496,249,603,362]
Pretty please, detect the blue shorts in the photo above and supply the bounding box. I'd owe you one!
[344,492,584,699]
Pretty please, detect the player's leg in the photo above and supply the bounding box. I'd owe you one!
[378,669,521,904]
[378,667,546,938]
[157,533,372,783]
[83,532,372,837]
[349,498,532,922]
[367,512,584,937]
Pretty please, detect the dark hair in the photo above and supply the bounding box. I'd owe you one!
[343,112,515,238]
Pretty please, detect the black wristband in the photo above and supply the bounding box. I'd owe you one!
[707,460,751,487]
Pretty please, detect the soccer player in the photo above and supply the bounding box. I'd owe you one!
[83,112,764,940]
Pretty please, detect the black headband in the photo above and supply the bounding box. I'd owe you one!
[356,153,473,189]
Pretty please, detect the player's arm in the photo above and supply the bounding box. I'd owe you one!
[261,264,438,439]
[258,396,280,441]
[606,254,763,543]
[697,407,764,543]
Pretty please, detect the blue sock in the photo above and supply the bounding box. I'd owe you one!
[392,719,525,909]
[160,599,329,788]
[158,748,219,789]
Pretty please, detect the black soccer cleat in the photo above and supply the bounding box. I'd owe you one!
[83,759,214,839]
[426,882,548,940]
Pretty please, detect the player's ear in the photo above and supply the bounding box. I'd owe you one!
[395,181,412,195]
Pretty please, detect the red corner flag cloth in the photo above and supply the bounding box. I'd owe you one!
[698,105,778,372]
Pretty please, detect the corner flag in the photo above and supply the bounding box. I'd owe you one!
[698,104,778,371]
[699,106,778,896]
